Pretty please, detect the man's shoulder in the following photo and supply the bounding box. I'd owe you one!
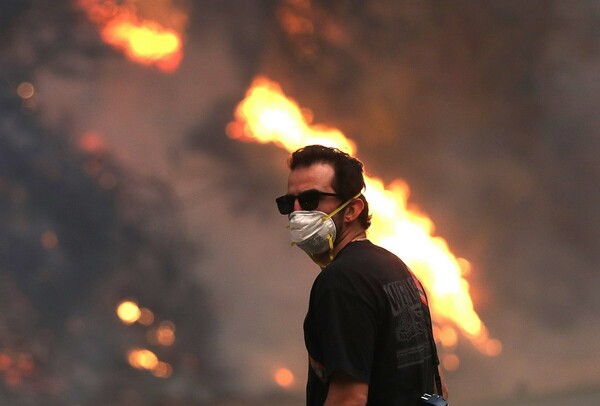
[332,240,408,271]
[316,241,410,292]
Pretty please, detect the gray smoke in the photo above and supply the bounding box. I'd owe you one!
[1,1,599,405]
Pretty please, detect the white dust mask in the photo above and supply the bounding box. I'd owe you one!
[289,210,337,255]
[287,191,362,258]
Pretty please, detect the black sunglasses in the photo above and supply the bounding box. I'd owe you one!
[276,189,338,215]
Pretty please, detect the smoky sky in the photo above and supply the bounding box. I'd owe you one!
[1,0,599,405]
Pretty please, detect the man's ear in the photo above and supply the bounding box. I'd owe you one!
[344,198,365,223]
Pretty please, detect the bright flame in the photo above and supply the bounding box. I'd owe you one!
[127,348,173,378]
[116,300,141,325]
[75,0,185,72]
[228,76,500,357]
[127,348,158,370]
[274,367,295,388]
[226,78,356,155]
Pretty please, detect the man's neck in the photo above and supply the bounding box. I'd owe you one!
[332,228,366,257]
[309,226,366,268]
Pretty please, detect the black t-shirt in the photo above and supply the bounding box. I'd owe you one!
[304,240,436,405]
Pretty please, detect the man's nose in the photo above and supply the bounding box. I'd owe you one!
[293,197,302,212]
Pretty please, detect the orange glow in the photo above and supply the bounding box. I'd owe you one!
[16,354,34,376]
[228,77,501,358]
[116,300,141,324]
[274,367,295,388]
[75,0,185,72]
[151,361,173,378]
[0,353,12,371]
[156,322,176,346]
[127,349,173,378]
[483,338,503,357]
[138,307,155,326]
[3,369,21,387]
[16,82,35,99]
[41,231,59,250]
[79,132,107,154]
[442,354,460,371]
[436,325,458,349]
[127,348,158,370]
[226,78,356,155]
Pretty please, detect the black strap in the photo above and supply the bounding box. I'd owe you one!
[427,320,443,394]
[433,357,443,395]
[423,293,443,395]
[408,269,444,397]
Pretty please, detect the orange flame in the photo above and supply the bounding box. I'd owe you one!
[116,300,141,324]
[127,348,172,378]
[274,367,295,388]
[228,77,501,359]
[75,0,184,72]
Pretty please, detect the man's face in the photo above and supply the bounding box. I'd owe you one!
[287,162,341,215]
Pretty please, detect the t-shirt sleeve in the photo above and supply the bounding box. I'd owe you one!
[312,284,377,383]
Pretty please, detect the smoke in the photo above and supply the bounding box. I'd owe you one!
[258,1,600,401]
[1,0,599,404]
[0,1,227,404]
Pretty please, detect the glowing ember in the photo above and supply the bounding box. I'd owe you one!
[40,231,59,250]
[75,0,185,72]
[151,361,173,378]
[0,353,12,371]
[228,76,501,359]
[16,82,35,99]
[127,348,158,370]
[155,321,176,346]
[116,300,141,325]
[138,307,155,326]
[274,367,295,388]
[442,353,460,371]
[78,132,108,154]
[127,348,172,378]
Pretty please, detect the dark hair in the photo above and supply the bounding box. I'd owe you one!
[288,145,371,229]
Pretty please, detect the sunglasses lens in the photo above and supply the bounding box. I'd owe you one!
[276,195,295,215]
[298,191,319,211]
[277,190,336,214]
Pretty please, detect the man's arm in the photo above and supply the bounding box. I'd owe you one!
[324,371,368,406]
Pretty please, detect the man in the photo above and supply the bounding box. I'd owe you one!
[276,145,448,405]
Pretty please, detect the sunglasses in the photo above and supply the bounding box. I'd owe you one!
[276,189,339,215]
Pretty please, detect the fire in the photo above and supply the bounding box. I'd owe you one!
[228,77,501,359]
[116,300,141,325]
[127,348,158,370]
[274,367,295,388]
[75,0,185,72]
[151,321,176,346]
[226,78,356,154]
[127,348,172,378]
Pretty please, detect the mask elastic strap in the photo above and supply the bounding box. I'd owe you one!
[327,234,334,261]
[324,191,362,261]
[307,235,336,266]
[322,191,363,222]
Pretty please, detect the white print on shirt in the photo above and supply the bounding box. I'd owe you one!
[382,279,432,369]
